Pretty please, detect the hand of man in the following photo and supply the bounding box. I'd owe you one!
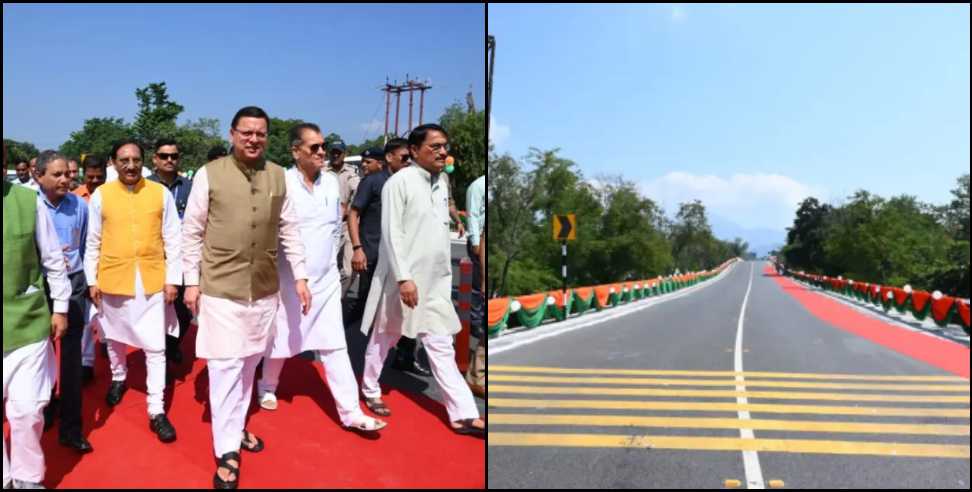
[457,222,466,239]
[296,279,312,315]
[184,286,201,316]
[399,280,418,308]
[164,284,178,304]
[51,313,68,341]
[89,286,102,311]
[352,249,368,272]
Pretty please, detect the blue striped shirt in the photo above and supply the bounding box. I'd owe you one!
[41,192,88,275]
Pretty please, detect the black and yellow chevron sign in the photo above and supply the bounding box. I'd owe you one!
[553,214,576,241]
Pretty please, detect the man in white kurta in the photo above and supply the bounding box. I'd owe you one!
[3,176,71,489]
[83,141,182,443]
[359,124,485,435]
[257,124,386,433]
[181,107,312,487]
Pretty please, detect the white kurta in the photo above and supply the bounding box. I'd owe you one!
[181,166,308,360]
[360,164,460,339]
[269,167,345,358]
[3,191,71,486]
[83,183,182,352]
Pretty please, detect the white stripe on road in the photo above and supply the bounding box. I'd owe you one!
[735,263,765,489]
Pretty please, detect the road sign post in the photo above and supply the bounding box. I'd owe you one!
[553,214,576,296]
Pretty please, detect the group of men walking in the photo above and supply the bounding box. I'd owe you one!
[3,106,485,489]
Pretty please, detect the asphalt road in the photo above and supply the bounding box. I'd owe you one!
[487,261,970,489]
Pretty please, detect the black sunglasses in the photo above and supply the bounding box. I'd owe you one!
[156,152,180,161]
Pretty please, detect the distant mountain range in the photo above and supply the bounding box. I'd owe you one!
[710,214,786,258]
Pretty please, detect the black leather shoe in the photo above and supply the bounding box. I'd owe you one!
[43,397,58,431]
[59,434,93,454]
[394,358,432,377]
[106,381,127,407]
[149,414,177,443]
[81,366,94,385]
[167,346,183,365]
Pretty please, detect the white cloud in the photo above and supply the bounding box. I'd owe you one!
[639,172,828,231]
[489,115,511,148]
[669,4,686,22]
[359,119,383,135]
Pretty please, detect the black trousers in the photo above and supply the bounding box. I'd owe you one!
[348,260,378,325]
[165,285,193,354]
[45,270,87,438]
[466,239,485,338]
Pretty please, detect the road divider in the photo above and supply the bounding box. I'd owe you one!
[488,258,739,337]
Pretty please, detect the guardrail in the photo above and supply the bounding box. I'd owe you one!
[783,269,971,336]
[487,258,739,338]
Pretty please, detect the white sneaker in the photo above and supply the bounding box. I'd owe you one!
[259,391,278,410]
[12,480,45,489]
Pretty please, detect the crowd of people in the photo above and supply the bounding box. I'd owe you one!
[2,105,487,489]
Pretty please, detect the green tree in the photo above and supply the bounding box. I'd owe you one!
[347,135,387,157]
[4,139,39,166]
[439,103,485,211]
[171,118,227,173]
[132,82,184,149]
[264,118,306,168]
[782,197,833,272]
[59,117,133,162]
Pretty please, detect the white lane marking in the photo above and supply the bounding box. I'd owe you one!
[735,263,765,489]
[489,263,740,356]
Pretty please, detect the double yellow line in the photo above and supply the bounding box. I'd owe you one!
[488,365,971,459]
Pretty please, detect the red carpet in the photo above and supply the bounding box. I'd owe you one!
[5,328,484,489]
[766,266,970,379]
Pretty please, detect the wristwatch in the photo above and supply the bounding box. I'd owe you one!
[353,245,363,250]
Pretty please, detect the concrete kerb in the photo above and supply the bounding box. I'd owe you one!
[788,277,970,347]
[489,261,741,356]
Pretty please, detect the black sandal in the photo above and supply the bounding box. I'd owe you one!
[213,451,240,489]
[363,397,391,417]
[452,418,486,436]
[241,429,264,453]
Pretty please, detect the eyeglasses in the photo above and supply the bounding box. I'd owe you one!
[233,128,268,140]
[426,143,450,152]
[156,152,180,161]
[395,153,410,162]
[307,143,326,153]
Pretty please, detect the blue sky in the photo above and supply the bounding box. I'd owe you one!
[4,3,484,149]
[489,4,969,243]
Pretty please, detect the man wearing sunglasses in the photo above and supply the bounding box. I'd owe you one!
[148,138,194,367]
[256,122,386,435]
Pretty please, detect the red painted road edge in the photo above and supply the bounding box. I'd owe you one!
[766,265,970,379]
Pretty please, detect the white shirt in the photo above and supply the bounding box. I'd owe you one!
[361,164,460,338]
[105,165,152,183]
[34,195,71,313]
[280,166,341,286]
[180,165,308,288]
[83,180,183,289]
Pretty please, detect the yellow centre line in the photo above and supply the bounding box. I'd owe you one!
[487,413,971,436]
[489,374,971,392]
[487,384,971,403]
[487,432,971,459]
[488,365,970,383]
[487,398,971,418]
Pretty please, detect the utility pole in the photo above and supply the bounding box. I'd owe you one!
[382,77,433,143]
[487,35,496,146]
